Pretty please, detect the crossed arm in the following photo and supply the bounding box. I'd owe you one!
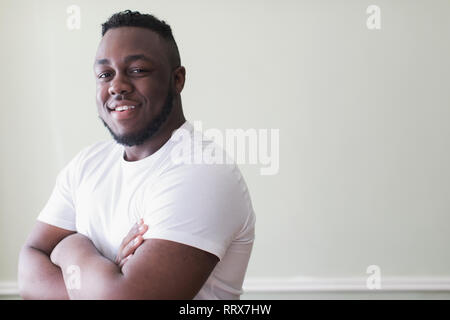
[18,221,219,299]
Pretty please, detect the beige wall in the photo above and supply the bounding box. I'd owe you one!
[1,0,450,299]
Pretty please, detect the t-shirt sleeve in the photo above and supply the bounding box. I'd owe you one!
[140,163,251,261]
[37,153,81,231]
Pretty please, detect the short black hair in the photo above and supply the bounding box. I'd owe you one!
[101,10,181,67]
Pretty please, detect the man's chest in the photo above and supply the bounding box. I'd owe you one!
[73,175,143,260]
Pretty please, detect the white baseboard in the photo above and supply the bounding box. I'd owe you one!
[243,276,450,293]
[0,282,19,296]
[3,277,450,297]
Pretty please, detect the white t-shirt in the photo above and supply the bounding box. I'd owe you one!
[37,120,255,300]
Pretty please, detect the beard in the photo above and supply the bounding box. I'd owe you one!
[99,89,174,147]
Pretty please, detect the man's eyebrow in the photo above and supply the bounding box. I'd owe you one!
[123,54,154,64]
[95,55,154,66]
[95,58,110,65]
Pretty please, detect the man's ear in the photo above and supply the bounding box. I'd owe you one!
[173,66,186,95]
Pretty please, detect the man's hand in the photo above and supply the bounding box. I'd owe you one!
[115,219,148,269]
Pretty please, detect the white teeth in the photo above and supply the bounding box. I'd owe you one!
[114,105,136,111]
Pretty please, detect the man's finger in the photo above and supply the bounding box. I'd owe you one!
[119,220,146,250]
[122,219,143,246]
[115,222,139,262]
[119,235,144,264]
[118,253,133,269]
[116,221,148,263]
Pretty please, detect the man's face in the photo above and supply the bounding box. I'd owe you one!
[94,27,174,146]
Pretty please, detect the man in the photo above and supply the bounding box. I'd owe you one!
[18,10,255,299]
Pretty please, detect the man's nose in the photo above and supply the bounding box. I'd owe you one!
[108,74,133,96]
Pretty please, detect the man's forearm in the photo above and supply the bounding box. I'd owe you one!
[52,234,126,299]
[18,245,69,300]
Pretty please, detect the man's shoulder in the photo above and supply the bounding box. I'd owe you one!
[168,126,238,175]
[163,150,243,187]
[65,139,119,177]
[156,155,250,213]
[72,139,117,163]
[159,124,250,192]
[153,149,255,244]
[79,139,117,157]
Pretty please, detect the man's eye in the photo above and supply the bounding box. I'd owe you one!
[98,72,111,79]
[131,68,147,74]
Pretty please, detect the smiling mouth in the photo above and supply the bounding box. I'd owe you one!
[113,105,136,112]
[108,104,139,112]
[108,104,141,120]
